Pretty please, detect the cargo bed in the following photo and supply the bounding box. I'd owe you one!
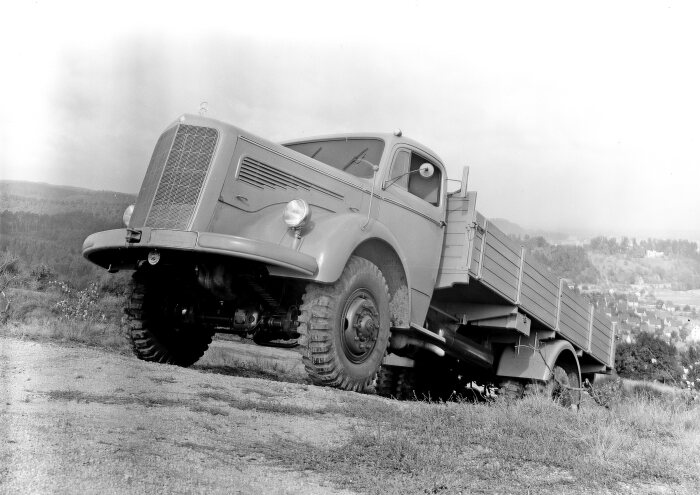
[436,190,615,370]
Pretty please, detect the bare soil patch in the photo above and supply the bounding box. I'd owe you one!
[0,336,357,494]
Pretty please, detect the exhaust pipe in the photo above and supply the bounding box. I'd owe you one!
[390,334,446,357]
[438,326,494,368]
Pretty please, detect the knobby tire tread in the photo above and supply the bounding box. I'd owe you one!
[126,277,213,367]
[298,256,390,392]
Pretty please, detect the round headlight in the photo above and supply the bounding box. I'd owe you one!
[283,199,310,228]
[123,204,135,227]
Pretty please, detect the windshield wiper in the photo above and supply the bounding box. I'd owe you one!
[341,147,369,171]
[310,146,322,159]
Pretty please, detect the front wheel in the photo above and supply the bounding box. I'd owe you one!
[127,272,214,367]
[298,256,391,392]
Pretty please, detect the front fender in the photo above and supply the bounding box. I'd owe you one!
[292,213,409,284]
[496,338,580,381]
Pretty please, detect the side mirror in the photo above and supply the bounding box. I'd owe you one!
[383,162,436,190]
[419,163,434,178]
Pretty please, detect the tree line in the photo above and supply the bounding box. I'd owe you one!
[615,332,700,390]
[588,236,700,259]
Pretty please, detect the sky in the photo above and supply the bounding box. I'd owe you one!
[1,0,699,241]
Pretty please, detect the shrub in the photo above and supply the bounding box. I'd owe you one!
[50,281,104,321]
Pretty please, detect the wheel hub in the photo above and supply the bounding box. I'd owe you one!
[342,290,380,363]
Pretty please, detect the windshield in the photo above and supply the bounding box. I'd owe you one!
[284,138,385,179]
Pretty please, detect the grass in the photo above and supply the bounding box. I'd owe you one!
[263,394,700,494]
[588,374,699,408]
[0,287,130,353]
[1,317,129,353]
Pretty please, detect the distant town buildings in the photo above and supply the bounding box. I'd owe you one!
[580,282,699,347]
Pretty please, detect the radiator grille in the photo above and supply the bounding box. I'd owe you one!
[129,126,178,228]
[238,156,344,200]
[143,125,219,229]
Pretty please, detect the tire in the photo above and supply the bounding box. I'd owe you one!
[498,378,524,401]
[523,365,581,408]
[376,365,397,397]
[549,365,581,408]
[298,256,391,392]
[376,365,417,400]
[127,274,213,367]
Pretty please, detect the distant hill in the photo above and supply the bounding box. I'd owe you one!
[490,218,571,244]
[490,218,528,237]
[0,180,136,218]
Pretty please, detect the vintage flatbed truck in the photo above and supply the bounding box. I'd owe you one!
[83,114,615,403]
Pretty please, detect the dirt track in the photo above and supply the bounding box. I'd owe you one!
[0,336,364,494]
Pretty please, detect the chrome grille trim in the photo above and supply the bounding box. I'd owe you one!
[238,156,344,201]
[129,126,178,228]
[143,125,219,230]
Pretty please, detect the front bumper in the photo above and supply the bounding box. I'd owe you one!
[82,228,318,276]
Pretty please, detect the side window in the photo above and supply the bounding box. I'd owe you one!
[388,149,442,207]
[408,153,441,206]
[389,150,410,189]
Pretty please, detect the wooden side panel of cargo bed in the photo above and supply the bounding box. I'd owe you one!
[436,192,477,288]
[558,285,592,350]
[519,257,560,329]
[591,312,615,366]
[478,223,521,303]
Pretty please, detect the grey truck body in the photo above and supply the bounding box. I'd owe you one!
[83,114,614,394]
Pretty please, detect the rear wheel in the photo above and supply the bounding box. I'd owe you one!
[298,256,390,392]
[549,365,581,408]
[376,365,416,399]
[127,272,214,367]
[523,364,581,408]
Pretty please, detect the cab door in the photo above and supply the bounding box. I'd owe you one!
[378,145,446,326]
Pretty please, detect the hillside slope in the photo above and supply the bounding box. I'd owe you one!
[590,252,700,289]
[0,181,134,288]
[0,180,135,217]
[2,335,698,495]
